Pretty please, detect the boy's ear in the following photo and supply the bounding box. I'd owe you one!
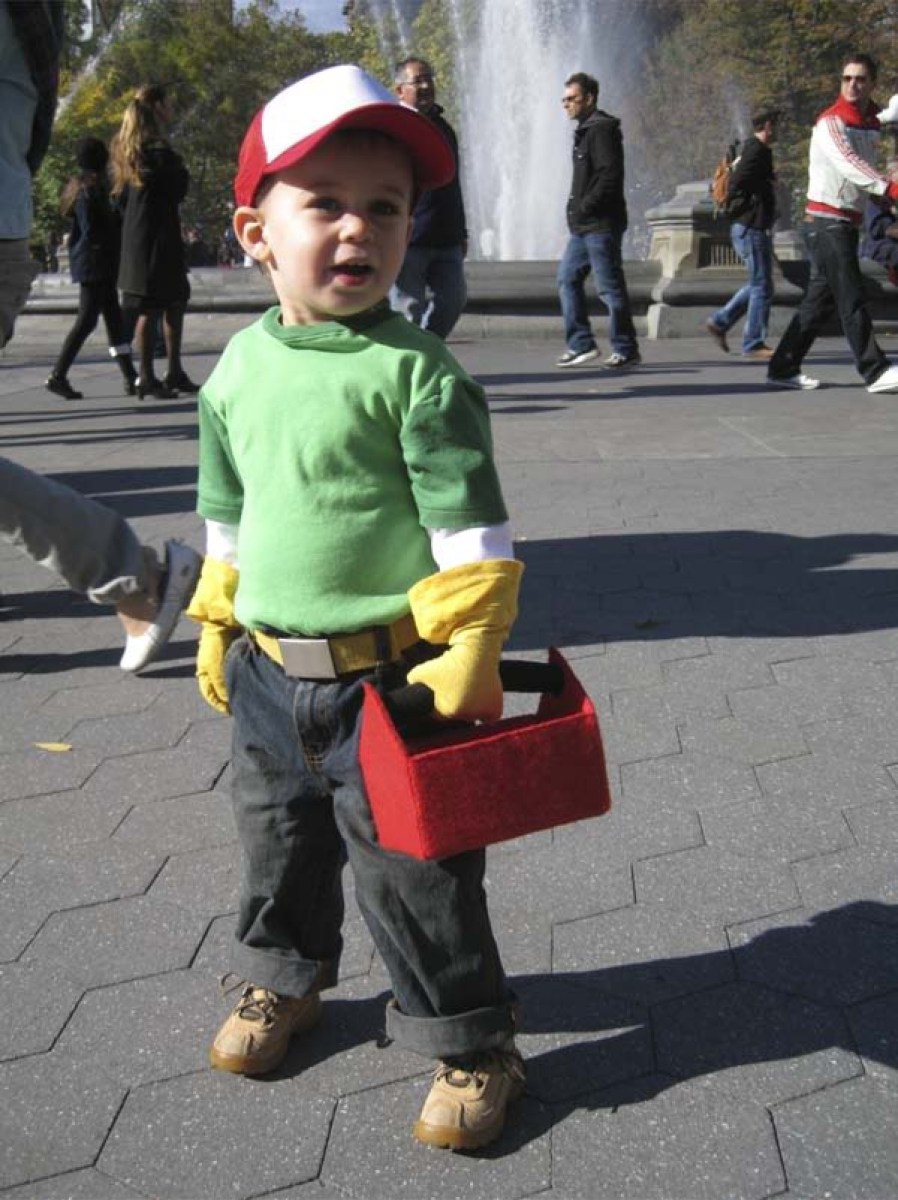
[233,206,271,263]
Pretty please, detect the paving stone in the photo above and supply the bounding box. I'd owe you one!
[757,750,898,806]
[485,839,633,923]
[86,738,228,804]
[98,1072,334,1199]
[0,705,84,753]
[803,710,898,765]
[272,975,426,1097]
[793,846,898,916]
[0,1167,147,1199]
[148,844,240,917]
[699,793,855,863]
[654,980,860,1104]
[0,844,164,961]
[845,991,898,1084]
[24,896,209,988]
[621,750,761,810]
[0,1051,125,1190]
[676,712,808,765]
[662,647,777,692]
[774,1076,898,1199]
[112,789,236,855]
[550,1074,784,1199]
[0,960,83,1060]
[551,797,703,866]
[610,680,730,727]
[731,905,898,1005]
[0,745,102,802]
[552,904,734,1005]
[594,707,680,767]
[635,845,799,924]
[0,788,133,854]
[322,1076,550,1198]
[55,970,225,1088]
[844,795,898,850]
[63,701,189,755]
[514,975,652,1102]
[36,678,163,724]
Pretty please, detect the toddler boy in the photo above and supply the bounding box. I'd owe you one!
[186,65,525,1151]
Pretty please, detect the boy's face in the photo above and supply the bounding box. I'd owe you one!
[235,132,415,325]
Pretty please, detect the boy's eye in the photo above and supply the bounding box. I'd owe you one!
[371,199,401,216]
[310,196,339,212]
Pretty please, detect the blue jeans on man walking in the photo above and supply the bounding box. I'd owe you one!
[709,223,774,353]
[557,228,639,357]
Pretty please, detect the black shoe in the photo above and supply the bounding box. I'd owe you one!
[46,375,83,400]
[163,370,200,394]
[136,377,178,400]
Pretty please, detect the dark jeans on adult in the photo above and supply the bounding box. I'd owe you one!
[768,217,888,385]
[557,228,639,357]
[709,223,774,353]
[392,244,467,339]
[53,279,129,377]
[224,635,516,1060]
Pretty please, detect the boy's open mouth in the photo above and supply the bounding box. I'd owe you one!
[333,263,373,278]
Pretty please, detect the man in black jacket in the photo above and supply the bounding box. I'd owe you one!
[706,107,780,359]
[392,57,467,339]
[556,71,640,369]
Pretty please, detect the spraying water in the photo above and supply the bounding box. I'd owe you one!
[366,0,650,260]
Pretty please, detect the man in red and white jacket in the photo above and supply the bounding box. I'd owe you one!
[767,53,898,393]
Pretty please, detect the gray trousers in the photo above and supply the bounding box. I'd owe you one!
[0,240,38,349]
[0,454,155,604]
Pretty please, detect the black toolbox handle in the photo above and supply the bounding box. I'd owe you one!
[383,658,565,724]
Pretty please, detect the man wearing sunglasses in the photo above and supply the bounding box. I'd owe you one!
[767,53,898,393]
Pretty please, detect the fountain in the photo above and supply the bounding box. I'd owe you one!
[364,0,653,261]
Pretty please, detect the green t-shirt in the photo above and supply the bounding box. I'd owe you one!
[197,304,508,635]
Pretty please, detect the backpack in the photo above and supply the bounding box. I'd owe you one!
[711,140,741,215]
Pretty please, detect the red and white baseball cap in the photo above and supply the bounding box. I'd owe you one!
[235,64,455,206]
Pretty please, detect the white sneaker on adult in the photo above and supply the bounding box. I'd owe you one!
[867,365,898,393]
[119,541,202,672]
[766,373,821,391]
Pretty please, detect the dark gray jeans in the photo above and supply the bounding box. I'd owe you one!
[224,635,515,1059]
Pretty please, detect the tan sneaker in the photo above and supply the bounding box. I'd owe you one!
[209,982,322,1075]
[413,1044,526,1151]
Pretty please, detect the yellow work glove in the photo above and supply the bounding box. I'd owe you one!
[406,558,524,722]
[185,557,241,714]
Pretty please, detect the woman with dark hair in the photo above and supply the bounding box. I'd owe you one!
[111,84,198,400]
[45,137,137,400]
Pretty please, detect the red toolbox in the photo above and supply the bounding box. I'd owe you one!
[359,647,611,860]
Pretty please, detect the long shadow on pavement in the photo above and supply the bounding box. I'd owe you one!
[511,530,898,648]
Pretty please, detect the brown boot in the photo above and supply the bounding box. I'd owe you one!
[210,982,322,1075]
[413,1043,526,1151]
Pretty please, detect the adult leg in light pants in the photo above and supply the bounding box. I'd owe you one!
[0,455,201,670]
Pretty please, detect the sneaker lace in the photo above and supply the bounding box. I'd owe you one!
[220,974,281,1027]
[433,1046,525,1091]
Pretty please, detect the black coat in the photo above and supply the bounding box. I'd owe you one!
[117,142,190,303]
[566,108,628,234]
[409,107,467,248]
[726,135,776,230]
[66,179,121,284]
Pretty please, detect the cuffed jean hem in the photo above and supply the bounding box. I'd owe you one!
[228,942,340,999]
[385,997,517,1059]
